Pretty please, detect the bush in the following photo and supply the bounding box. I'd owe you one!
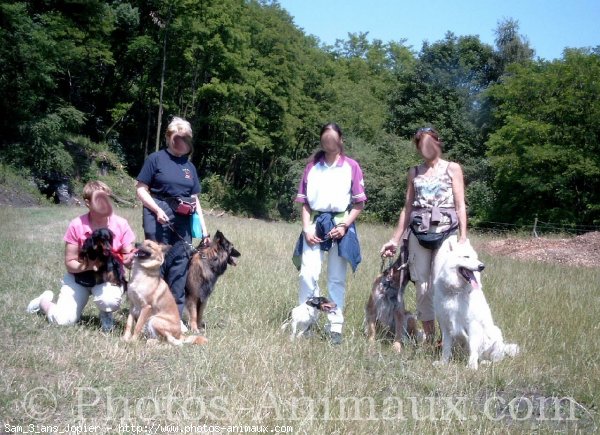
[346,134,420,223]
[64,136,136,205]
[0,163,51,206]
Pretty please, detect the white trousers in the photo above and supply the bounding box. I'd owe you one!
[46,273,124,325]
[298,240,348,334]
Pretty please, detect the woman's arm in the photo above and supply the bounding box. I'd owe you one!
[327,202,364,240]
[449,162,467,243]
[64,243,98,274]
[301,203,322,246]
[380,168,416,256]
[136,181,170,224]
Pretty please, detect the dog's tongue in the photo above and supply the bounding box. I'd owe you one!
[466,270,480,290]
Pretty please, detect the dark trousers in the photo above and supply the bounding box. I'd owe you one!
[142,201,193,319]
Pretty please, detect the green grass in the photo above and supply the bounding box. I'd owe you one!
[0,207,598,433]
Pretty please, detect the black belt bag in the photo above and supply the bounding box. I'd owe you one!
[409,210,457,250]
[73,270,103,287]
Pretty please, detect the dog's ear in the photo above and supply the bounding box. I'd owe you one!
[305,297,318,308]
[448,239,454,251]
[81,237,94,254]
[103,228,115,243]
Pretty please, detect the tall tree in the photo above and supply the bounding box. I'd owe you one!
[486,49,600,226]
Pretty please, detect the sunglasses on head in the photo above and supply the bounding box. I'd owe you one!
[417,127,433,133]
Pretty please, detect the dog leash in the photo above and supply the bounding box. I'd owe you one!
[165,221,213,259]
[165,222,195,248]
[165,222,199,254]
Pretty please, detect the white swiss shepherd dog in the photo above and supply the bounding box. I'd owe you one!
[433,238,519,370]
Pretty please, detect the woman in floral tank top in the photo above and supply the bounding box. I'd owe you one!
[380,127,467,344]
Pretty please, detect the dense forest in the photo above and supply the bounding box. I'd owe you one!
[1,0,599,229]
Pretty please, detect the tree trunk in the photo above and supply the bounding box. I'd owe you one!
[144,106,151,158]
[155,7,172,152]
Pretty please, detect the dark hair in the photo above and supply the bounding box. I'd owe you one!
[311,123,345,164]
[413,126,443,150]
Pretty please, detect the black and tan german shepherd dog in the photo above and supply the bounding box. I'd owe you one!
[185,230,240,333]
[76,228,127,288]
[366,255,422,352]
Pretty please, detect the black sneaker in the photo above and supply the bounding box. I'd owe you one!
[330,332,342,345]
[100,311,115,332]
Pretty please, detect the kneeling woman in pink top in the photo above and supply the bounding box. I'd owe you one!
[27,181,135,332]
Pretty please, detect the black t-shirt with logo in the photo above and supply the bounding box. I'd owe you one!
[137,149,200,198]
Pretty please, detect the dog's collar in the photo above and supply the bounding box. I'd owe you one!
[111,250,125,263]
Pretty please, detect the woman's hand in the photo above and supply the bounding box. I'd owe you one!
[121,249,135,268]
[304,231,322,246]
[380,240,399,257]
[82,258,102,272]
[155,208,170,224]
[328,224,347,240]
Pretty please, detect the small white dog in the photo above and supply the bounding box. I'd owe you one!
[281,296,337,339]
[433,239,519,370]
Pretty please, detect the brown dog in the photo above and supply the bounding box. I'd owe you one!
[366,256,422,352]
[185,231,240,333]
[122,240,207,345]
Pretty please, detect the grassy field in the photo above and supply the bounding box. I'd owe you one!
[0,206,598,434]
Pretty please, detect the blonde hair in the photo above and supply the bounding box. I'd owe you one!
[165,117,193,152]
[82,180,112,201]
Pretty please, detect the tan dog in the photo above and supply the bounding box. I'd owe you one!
[122,240,207,345]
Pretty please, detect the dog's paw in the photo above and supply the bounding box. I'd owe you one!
[392,341,402,354]
[432,360,448,367]
[505,343,520,357]
[467,360,479,370]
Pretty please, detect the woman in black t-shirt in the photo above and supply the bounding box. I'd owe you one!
[136,117,210,320]
[136,117,209,245]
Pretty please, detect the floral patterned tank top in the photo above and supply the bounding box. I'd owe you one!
[412,160,455,209]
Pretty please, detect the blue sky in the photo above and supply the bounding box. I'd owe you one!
[276,0,600,60]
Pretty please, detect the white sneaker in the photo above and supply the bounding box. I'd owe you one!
[26,290,54,314]
[180,320,188,333]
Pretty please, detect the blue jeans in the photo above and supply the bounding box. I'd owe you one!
[142,200,192,319]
